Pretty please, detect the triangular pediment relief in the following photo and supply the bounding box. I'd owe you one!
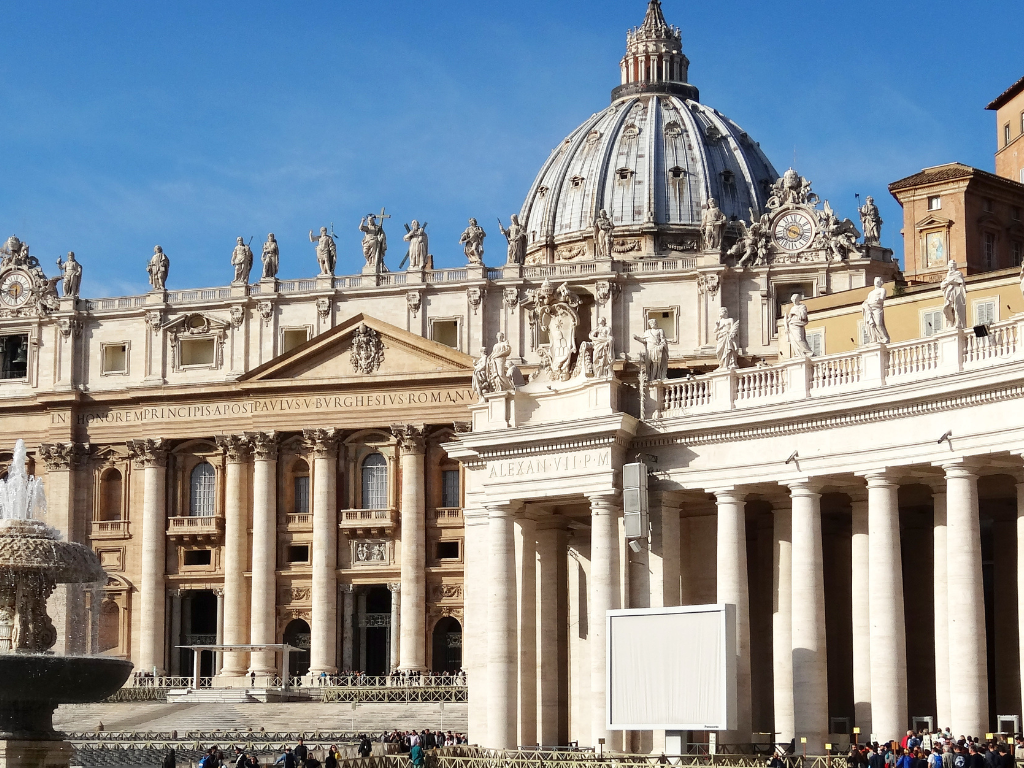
[241,313,474,382]
[915,214,953,230]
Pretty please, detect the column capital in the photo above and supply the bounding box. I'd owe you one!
[786,478,824,498]
[391,424,426,455]
[387,582,401,593]
[247,431,280,461]
[856,468,901,489]
[216,434,252,463]
[710,487,748,504]
[303,427,340,458]
[937,458,982,480]
[127,438,168,468]
[587,491,621,512]
[485,500,522,518]
[38,442,89,471]
[339,583,354,594]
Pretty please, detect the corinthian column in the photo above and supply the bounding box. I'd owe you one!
[714,487,751,740]
[304,428,340,677]
[589,493,621,751]
[394,425,426,671]
[217,435,251,679]
[943,461,988,737]
[787,481,827,753]
[128,439,168,674]
[249,431,279,677]
[487,501,518,749]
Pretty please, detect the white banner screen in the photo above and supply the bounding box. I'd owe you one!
[607,604,736,731]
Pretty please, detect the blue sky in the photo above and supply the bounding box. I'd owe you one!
[0,0,1019,297]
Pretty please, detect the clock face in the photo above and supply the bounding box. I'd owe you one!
[773,211,815,252]
[0,273,31,307]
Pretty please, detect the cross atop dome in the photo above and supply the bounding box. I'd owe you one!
[612,1,698,103]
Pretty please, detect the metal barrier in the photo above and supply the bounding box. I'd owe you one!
[319,685,467,703]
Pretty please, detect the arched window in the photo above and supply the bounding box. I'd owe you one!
[361,453,387,509]
[98,599,120,653]
[189,462,216,517]
[99,469,122,521]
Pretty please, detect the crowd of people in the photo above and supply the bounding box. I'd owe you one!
[772,729,1024,767]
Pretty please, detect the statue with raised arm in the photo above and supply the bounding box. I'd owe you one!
[633,318,668,381]
[590,317,614,378]
[498,215,527,266]
[56,251,82,298]
[231,236,254,284]
[714,307,740,370]
[593,209,614,259]
[861,277,890,343]
[359,213,389,273]
[786,294,813,357]
[858,196,883,246]
[309,226,337,276]
[487,332,514,393]
[147,246,169,291]
[459,218,486,265]
[403,220,429,269]
[261,233,279,279]
[941,260,967,329]
[701,198,727,251]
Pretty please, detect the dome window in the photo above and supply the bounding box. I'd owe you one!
[705,124,723,143]
[664,121,682,138]
[586,130,602,144]
[537,186,548,198]
[616,168,635,183]
[569,175,585,189]
[721,170,736,186]
[669,166,686,181]
[622,124,641,140]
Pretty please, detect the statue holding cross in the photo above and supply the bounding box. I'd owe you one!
[359,208,390,274]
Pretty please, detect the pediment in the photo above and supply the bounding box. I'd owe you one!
[915,214,953,230]
[241,313,474,382]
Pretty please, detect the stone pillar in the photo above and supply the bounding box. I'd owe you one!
[170,590,182,675]
[715,487,751,740]
[788,481,827,753]
[1017,478,1024,730]
[487,502,518,749]
[129,439,168,675]
[389,583,401,673]
[395,425,427,671]
[214,587,225,674]
[305,428,339,676]
[932,488,951,731]
[649,495,681,608]
[849,495,871,736]
[248,432,279,676]
[535,523,563,747]
[218,435,251,679]
[358,591,368,672]
[464,509,490,744]
[341,584,354,671]
[516,514,538,747]
[772,499,794,743]
[589,493,621,751]
[943,461,988,737]
[863,471,907,743]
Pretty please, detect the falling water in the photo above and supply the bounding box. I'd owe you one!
[0,439,46,521]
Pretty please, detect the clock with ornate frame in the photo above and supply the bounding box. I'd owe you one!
[0,271,32,308]
[772,210,816,253]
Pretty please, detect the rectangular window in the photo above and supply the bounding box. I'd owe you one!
[0,334,28,380]
[644,307,678,343]
[974,300,996,327]
[1005,123,1012,146]
[928,196,941,211]
[922,309,944,337]
[436,541,460,560]
[287,544,310,564]
[102,343,128,374]
[183,549,212,567]
[430,319,460,349]
[983,232,996,269]
[293,476,309,515]
[282,328,309,354]
[441,469,460,508]
[1014,241,1023,267]
[806,330,824,357]
[1014,207,1021,221]
[923,231,946,268]
[180,337,215,367]
[984,198,994,213]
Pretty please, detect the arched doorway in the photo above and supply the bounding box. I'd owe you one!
[431,617,462,674]
[283,619,311,677]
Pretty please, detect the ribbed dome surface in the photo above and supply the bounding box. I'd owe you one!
[520,94,779,243]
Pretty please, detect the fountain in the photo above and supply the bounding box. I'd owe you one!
[0,440,133,768]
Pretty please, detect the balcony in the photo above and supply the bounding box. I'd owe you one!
[338,508,397,536]
[431,508,463,528]
[283,513,313,532]
[90,519,130,539]
[166,515,224,543]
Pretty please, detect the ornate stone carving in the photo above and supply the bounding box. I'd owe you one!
[257,301,274,326]
[288,586,311,602]
[38,442,88,471]
[459,219,486,265]
[391,424,425,455]
[248,431,279,461]
[216,434,251,463]
[816,201,862,262]
[231,237,254,284]
[56,252,82,298]
[310,226,338,276]
[316,297,331,320]
[729,211,772,268]
[715,307,740,370]
[302,428,340,459]
[350,324,384,374]
[633,318,668,382]
[1,236,38,269]
[472,332,517,400]
[147,246,169,291]
[767,169,818,209]
[126,439,168,468]
[354,539,389,564]
[697,274,720,296]
[467,287,483,315]
[555,243,586,261]
[498,215,526,266]
[229,306,244,329]
[406,291,422,317]
[146,311,163,334]
[859,196,882,246]
[387,582,401,593]
[57,317,83,339]
[261,234,279,279]
[583,316,614,378]
[594,281,615,307]
[612,238,641,254]
[522,279,581,382]
[502,286,519,310]
[701,198,727,251]
[430,583,463,601]
[861,277,890,344]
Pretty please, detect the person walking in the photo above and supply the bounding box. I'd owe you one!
[294,739,308,768]
[274,747,297,768]
[358,734,373,758]
[163,748,177,768]
[409,742,424,768]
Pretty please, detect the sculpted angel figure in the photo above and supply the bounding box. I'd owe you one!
[590,317,614,377]
[593,209,614,259]
[633,318,668,381]
[861,277,890,343]
[714,307,740,370]
[147,246,169,291]
[309,226,337,276]
[459,218,486,265]
[786,294,813,357]
[402,220,429,269]
[498,214,527,265]
[56,251,82,298]
[231,236,254,284]
[261,234,279,279]
[701,198,727,251]
[941,260,967,329]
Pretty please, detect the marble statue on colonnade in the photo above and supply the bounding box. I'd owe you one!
[786,294,813,357]
[147,246,169,291]
[402,220,429,270]
[310,226,338,276]
[231,236,254,284]
[589,317,614,377]
[359,211,389,274]
[859,195,883,246]
[633,319,668,381]
[941,260,967,329]
[56,252,82,298]
[861,277,890,343]
[714,307,739,370]
[471,332,521,399]
[459,218,486,265]
[701,198,727,252]
[261,234,279,279]
[498,215,526,266]
[592,209,614,259]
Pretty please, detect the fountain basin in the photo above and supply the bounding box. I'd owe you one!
[0,655,133,738]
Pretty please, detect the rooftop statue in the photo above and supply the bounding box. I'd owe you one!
[147,246,169,291]
[56,252,82,298]
[522,279,581,382]
[730,210,771,268]
[817,202,861,262]
[859,196,883,247]
[589,317,614,378]
[498,215,527,266]
[715,307,740,370]
[633,318,668,381]
[359,210,390,274]
[459,218,486,266]
[768,168,818,209]
[861,277,890,344]
[231,236,254,284]
[941,260,967,329]
[592,209,615,260]
[786,294,813,357]
[701,198,727,252]
[262,233,279,279]
[310,226,338,276]
[402,220,429,270]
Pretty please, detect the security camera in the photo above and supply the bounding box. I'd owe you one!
[785,450,799,465]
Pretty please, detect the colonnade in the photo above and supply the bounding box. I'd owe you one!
[127,427,427,680]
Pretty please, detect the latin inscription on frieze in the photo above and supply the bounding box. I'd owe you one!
[487,448,611,480]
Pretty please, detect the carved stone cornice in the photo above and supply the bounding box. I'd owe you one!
[303,428,340,459]
[216,434,251,463]
[126,439,168,469]
[248,431,279,462]
[38,442,90,471]
[391,424,425,455]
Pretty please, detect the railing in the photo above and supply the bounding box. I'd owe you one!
[522,262,600,279]
[339,509,396,527]
[656,317,1024,419]
[167,288,232,303]
[279,279,319,293]
[166,515,223,535]
[428,269,468,283]
[432,507,463,523]
[90,519,129,537]
[286,512,313,529]
[486,268,504,280]
[85,295,148,310]
[620,256,697,273]
[320,685,467,704]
